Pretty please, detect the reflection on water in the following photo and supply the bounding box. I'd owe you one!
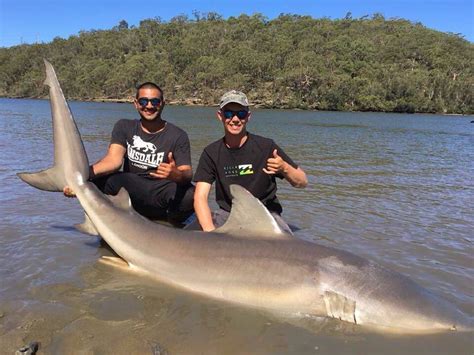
[0,98,473,353]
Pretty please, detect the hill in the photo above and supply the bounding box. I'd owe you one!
[0,13,473,114]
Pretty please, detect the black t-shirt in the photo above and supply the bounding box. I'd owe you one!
[111,119,191,174]
[193,133,297,213]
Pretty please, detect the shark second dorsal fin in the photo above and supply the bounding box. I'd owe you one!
[214,185,292,240]
[107,188,133,211]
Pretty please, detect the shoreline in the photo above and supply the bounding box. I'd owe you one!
[1,95,473,116]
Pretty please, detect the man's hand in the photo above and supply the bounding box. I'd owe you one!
[150,152,180,181]
[263,149,288,175]
[63,186,76,198]
[263,149,308,188]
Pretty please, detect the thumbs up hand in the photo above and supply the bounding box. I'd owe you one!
[263,149,288,175]
[150,152,178,180]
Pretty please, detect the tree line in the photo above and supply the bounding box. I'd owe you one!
[0,13,473,114]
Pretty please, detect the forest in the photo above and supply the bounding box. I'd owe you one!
[0,13,473,114]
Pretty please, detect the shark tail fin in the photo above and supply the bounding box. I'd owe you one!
[17,59,89,192]
[17,167,64,192]
[43,59,60,88]
[74,213,99,235]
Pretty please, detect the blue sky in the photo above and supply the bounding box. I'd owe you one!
[0,0,473,47]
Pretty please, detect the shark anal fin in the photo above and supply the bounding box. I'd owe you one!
[215,184,292,240]
[323,290,357,324]
[74,213,99,235]
[17,167,64,192]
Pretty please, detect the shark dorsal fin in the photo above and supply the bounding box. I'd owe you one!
[214,185,292,240]
[107,188,133,211]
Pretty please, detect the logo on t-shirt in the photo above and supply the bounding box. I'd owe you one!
[238,164,254,175]
[127,135,164,170]
[224,164,254,177]
[131,135,156,153]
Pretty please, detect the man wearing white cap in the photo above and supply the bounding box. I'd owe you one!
[192,90,308,233]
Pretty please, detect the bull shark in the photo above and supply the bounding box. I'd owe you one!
[18,60,472,334]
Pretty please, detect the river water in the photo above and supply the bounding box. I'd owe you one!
[0,98,473,354]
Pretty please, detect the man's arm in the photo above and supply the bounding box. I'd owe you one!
[175,164,193,184]
[194,181,215,232]
[91,143,126,177]
[63,143,125,197]
[263,149,308,188]
[281,166,307,188]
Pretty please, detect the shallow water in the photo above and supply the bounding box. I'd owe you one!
[0,98,473,354]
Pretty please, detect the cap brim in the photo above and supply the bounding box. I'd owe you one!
[219,98,249,109]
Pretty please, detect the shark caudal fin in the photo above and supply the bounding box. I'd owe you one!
[17,59,90,192]
[214,184,292,239]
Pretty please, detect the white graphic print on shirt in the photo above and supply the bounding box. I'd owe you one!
[127,135,164,169]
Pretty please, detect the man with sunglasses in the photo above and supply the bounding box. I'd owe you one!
[64,82,194,226]
[191,90,308,233]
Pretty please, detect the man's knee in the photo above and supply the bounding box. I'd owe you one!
[177,183,195,212]
[167,183,195,225]
[102,173,130,195]
[89,174,116,194]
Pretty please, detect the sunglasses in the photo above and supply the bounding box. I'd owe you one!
[222,110,249,119]
[137,97,162,107]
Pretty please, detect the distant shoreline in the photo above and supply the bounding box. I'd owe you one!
[3,16,472,116]
[1,95,473,116]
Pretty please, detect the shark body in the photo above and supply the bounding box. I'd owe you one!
[18,60,472,334]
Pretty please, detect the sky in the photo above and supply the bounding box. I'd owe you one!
[0,0,473,48]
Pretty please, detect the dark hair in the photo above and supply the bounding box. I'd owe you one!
[135,82,164,99]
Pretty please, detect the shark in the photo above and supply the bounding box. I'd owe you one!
[18,60,472,334]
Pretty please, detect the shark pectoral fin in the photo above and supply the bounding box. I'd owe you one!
[17,167,65,192]
[74,213,99,235]
[106,188,133,211]
[99,256,130,269]
[214,185,292,240]
[323,290,357,324]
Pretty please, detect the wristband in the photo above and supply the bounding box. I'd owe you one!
[88,165,96,181]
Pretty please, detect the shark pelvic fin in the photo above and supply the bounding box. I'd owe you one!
[107,188,133,211]
[214,184,292,239]
[17,167,64,192]
[74,213,99,235]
